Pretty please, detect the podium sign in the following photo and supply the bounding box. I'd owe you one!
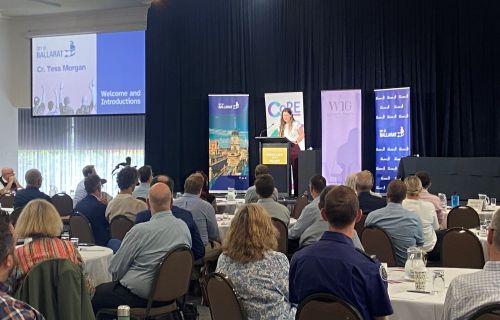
[262,147,288,165]
[256,137,291,196]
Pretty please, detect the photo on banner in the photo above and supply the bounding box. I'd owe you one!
[321,90,362,185]
[374,87,411,193]
[264,92,306,150]
[208,94,249,192]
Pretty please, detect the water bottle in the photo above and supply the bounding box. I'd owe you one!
[117,305,130,320]
[451,193,460,208]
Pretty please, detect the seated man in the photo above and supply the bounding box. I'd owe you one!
[135,175,205,261]
[356,170,386,215]
[415,171,445,226]
[74,175,110,246]
[0,167,22,195]
[245,164,278,203]
[0,211,44,319]
[289,186,393,319]
[13,169,51,209]
[365,180,424,266]
[105,166,147,222]
[74,165,97,207]
[443,208,500,320]
[174,173,220,260]
[255,174,290,226]
[92,183,192,312]
[132,165,152,200]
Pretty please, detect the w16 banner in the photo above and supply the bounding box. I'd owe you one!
[374,87,411,193]
[208,94,249,192]
[264,92,306,150]
[321,90,362,185]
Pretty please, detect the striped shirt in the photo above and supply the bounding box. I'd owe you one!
[0,282,44,320]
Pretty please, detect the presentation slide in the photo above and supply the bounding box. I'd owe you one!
[32,31,145,116]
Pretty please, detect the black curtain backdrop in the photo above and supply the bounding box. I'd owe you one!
[145,0,500,191]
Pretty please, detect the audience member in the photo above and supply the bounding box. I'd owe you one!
[135,175,205,261]
[365,180,424,266]
[443,209,500,320]
[196,171,216,206]
[105,166,147,222]
[92,183,191,312]
[216,204,296,320]
[356,170,386,214]
[13,169,51,209]
[245,165,278,203]
[343,173,357,192]
[0,211,44,319]
[73,165,97,207]
[74,175,110,246]
[289,186,393,319]
[402,176,439,253]
[174,173,220,260]
[415,171,445,226]
[255,174,290,225]
[0,167,22,195]
[132,165,152,200]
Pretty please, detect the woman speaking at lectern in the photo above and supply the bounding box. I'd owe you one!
[278,108,304,197]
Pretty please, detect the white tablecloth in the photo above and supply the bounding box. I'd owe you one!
[80,246,113,286]
[215,198,245,215]
[388,267,478,320]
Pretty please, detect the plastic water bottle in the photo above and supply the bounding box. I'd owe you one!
[451,193,460,208]
[117,305,130,320]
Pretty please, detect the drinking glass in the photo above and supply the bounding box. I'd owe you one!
[70,237,79,248]
[491,198,497,207]
[432,270,445,294]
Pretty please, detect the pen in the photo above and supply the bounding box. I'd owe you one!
[407,290,432,294]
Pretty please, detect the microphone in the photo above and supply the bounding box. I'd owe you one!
[259,123,275,137]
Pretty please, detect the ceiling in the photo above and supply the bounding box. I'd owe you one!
[0,0,151,17]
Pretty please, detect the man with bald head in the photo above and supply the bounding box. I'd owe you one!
[92,183,192,312]
[13,169,51,209]
[0,167,22,195]
[356,170,386,215]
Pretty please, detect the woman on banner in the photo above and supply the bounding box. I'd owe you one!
[278,108,304,197]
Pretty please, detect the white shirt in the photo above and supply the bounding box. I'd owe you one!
[73,179,86,207]
[282,120,304,150]
[402,198,439,252]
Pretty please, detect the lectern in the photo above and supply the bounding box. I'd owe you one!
[255,137,291,196]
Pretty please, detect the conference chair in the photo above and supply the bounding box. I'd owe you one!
[272,218,288,254]
[97,245,193,320]
[292,194,309,219]
[361,226,397,267]
[69,213,95,244]
[441,227,485,269]
[471,303,500,320]
[206,272,246,320]
[0,193,14,208]
[137,197,147,203]
[110,214,134,241]
[296,292,362,320]
[51,192,74,221]
[447,205,480,229]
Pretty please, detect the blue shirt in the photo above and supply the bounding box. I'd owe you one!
[135,206,205,261]
[364,202,424,266]
[13,186,51,209]
[289,232,393,320]
[173,193,219,244]
[109,210,191,299]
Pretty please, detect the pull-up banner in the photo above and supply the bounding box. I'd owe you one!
[208,94,249,192]
[374,87,411,193]
[321,90,362,185]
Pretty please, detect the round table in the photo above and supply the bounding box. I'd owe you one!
[215,198,245,215]
[388,267,478,320]
[80,246,113,286]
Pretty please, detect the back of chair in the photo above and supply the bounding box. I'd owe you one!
[297,292,362,320]
[292,195,309,219]
[447,206,480,229]
[51,193,74,217]
[272,218,288,254]
[361,226,397,267]
[110,215,134,241]
[0,193,14,208]
[441,227,485,269]
[207,272,245,320]
[471,303,500,320]
[70,213,95,244]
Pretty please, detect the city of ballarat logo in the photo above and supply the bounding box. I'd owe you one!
[379,265,388,282]
[36,40,76,59]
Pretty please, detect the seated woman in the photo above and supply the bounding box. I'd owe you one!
[216,204,296,320]
[13,199,94,295]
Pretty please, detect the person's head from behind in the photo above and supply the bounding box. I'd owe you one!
[321,186,361,230]
[148,183,172,214]
[404,176,422,198]
[25,169,43,188]
[84,175,102,197]
[0,211,16,282]
[63,96,71,106]
[151,175,174,192]
[488,210,500,257]
[16,200,63,238]
[318,185,336,211]
[117,166,139,192]
[223,204,277,263]
[138,165,153,183]
[82,165,96,178]
[387,180,406,204]
[48,101,54,111]
[344,173,358,192]
[184,173,204,196]
[195,171,210,193]
[415,171,431,190]
[254,164,269,179]
[355,170,373,192]
[309,175,326,197]
[255,174,275,199]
